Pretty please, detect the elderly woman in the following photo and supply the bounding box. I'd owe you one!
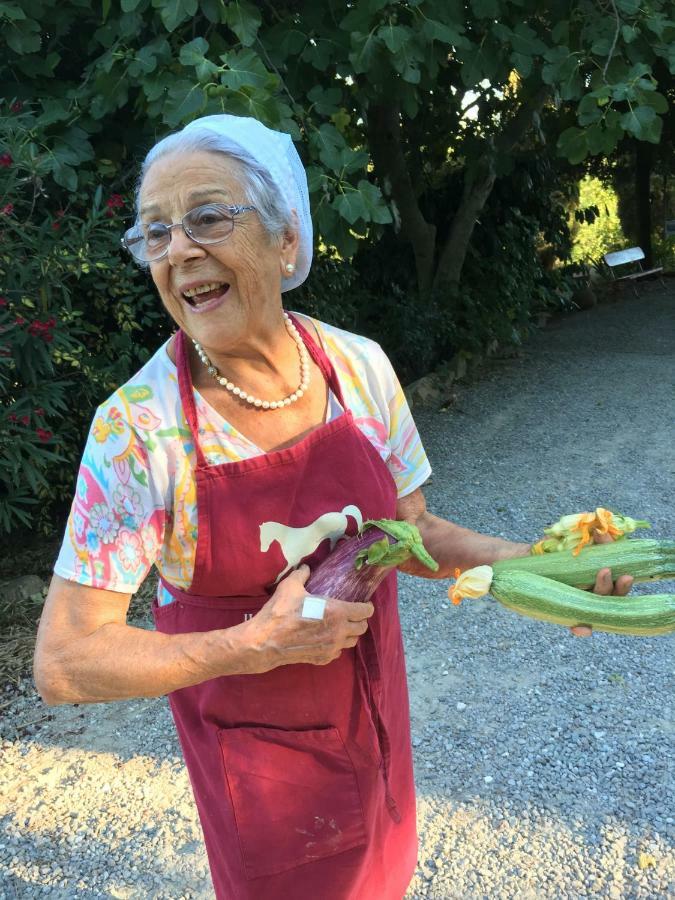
[34,115,632,900]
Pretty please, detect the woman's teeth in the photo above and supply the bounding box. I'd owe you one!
[182,282,229,306]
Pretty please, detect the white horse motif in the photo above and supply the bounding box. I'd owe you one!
[260,505,363,583]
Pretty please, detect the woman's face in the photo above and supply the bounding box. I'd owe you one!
[139,150,296,352]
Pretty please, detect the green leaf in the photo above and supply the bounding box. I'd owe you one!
[620,105,661,142]
[389,34,423,84]
[154,0,197,33]
[551,20,569,43]
[52,160,78,191]
[557,126,587,164]
[163,81,206,126]
[357,179,392,224]
[577,94,603,126]
[36,99,71,127]
[333,188,369,225]
[457,36,500,87]
[264,22,307,61]
[349,29,384,74]
[511,51,532,78]
[471,0,499,17]
[5,19,41,54]
[219,48,270,90]
[306,165,328,193]
[335,147,369,175]
[421,17,467,47]
[621,23,638,43]
[120,0,143,10]
[224,0,261,47]
[636,90,668,114]
[199,0,223,23]
[316,201,358,257]
[128,45,159,77]
[585,122,617,155]
[509,23,547,57]
[339,0,389,33]
[307,85,342,116]
[378,23,410,54]
[179,36,220,81]
[0,3,27,21]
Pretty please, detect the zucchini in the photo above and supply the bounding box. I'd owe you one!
[489,570,675,637]
[492,539,675,588]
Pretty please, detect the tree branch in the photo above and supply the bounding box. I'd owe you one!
[433,84,552,292]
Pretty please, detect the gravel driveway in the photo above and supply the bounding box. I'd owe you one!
[1,287,673,899]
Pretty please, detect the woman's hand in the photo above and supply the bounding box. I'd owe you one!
[242,565,375,672]
[569,531,635,638]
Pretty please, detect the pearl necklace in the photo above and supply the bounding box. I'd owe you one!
[192,312,310,410]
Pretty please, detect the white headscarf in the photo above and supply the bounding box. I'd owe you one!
[182,115,312,292]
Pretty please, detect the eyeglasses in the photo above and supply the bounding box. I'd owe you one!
[120,203,256,263]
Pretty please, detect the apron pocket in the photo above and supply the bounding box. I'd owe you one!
[218,724,367,880]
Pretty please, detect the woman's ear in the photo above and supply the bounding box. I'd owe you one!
[280,209,300,275]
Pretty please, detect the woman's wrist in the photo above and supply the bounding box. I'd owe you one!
[491,539,533,562]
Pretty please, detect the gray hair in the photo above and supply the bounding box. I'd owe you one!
[135,128,295,242]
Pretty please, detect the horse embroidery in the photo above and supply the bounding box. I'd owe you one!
[260,505,363,583]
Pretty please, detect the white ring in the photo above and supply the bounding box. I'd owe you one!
[301,595,326,620]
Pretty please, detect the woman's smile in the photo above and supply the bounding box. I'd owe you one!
[179,280,231,313]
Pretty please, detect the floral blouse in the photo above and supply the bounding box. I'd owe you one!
[54,315,432,604]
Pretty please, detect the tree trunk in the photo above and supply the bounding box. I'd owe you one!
[367,103,437,296]
[432,151,496,292]
[431,85,551,296]
[635,140,654,266]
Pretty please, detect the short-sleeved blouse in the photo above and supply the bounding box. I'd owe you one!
[54,315,432,604]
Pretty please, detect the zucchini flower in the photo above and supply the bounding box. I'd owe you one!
[448,565,494,605]
[531,508,650,556]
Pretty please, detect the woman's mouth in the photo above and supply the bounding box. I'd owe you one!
[182,281,230,313]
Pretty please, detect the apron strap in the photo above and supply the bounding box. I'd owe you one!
[176,314,347,467]
[287,312,347,410]
[175,329,209,468]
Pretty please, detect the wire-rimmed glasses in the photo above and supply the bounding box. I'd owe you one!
[121,203,256,263]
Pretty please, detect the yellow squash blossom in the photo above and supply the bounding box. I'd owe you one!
[531,507,650,556]
[448,565,494,605]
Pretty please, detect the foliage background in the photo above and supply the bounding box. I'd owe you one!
[1,0,674,535]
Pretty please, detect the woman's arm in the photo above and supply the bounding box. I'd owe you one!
[395,488,530,579]
[33,576,256,705]
[394,487,635,627]
[33,572,374,706]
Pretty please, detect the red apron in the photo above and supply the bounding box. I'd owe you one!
[152,316,418,899]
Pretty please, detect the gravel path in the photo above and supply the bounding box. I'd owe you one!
[1,287,674,899]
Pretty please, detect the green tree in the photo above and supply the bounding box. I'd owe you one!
[2,0,672,296]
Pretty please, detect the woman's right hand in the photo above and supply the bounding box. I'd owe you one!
[241,565,374,673]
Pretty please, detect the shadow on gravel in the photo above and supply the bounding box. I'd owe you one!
[0,812,206,899]
[3,690,180,761]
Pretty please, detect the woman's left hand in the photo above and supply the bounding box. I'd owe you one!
[569,531,635,638]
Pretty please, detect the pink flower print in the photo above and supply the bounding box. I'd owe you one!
[89,502,120,544]
[112,483,142,527]
[117,530,144,572]
[132,406,161,433]
[140,525,159,563]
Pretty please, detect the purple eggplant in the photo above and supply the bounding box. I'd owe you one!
[306,518,438,602]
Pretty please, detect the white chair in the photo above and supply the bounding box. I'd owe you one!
[602,247,666,296]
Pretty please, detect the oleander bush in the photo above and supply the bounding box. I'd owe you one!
[0,105,167,533]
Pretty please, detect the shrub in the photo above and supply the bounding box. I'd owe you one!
[0,103,168,534]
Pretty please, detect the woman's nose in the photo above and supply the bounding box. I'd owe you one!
[166,225,206,265]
